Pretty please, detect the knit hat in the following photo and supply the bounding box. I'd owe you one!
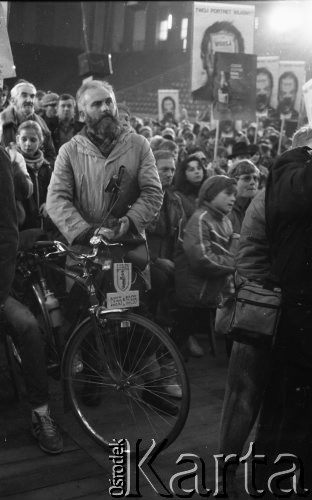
[41,92,59,107]
[162,127,175,141]
[198,175,237,206]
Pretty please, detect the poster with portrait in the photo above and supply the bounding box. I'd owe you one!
[257,56,279,112]
[277,61,306,117]
[212,52,256,121]
[302,78,312,126]
[191,2,255,102]
[0,1,15,78]
[158,89,179,122]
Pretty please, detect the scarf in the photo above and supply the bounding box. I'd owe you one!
[85,122,122,158]
[19,149,46,172]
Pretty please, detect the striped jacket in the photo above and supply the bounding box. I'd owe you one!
[174,201,235,308]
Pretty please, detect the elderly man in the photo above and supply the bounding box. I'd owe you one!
[51,93,83,153]
[47,79,163,249]
[0,81,56,166]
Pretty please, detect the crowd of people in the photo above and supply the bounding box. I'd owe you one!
[0,77,312,498]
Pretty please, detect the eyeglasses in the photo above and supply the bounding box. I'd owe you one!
[237,175,260,182]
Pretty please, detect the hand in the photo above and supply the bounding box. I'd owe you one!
[96,227,116,240]
[6,142,20,163]
[114,216,130,240]
[39,203,47,218]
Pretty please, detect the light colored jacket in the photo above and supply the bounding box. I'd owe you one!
[46,128,163,244]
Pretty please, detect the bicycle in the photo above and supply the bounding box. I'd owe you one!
[8,234,190,453]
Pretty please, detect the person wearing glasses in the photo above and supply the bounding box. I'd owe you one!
[227,159,260,234]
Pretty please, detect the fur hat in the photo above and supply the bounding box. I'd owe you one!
[198,175,237,206]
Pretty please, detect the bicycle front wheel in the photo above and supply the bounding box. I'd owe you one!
[63,312,190,453]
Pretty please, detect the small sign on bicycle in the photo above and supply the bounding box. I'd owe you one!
[113,263,132,292]
[106,290,139,309]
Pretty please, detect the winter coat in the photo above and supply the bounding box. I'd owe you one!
[228,196,252,234]
[235,189,271,283]
[46,127,163,245]
[265,146,312,293]
[146,188,185,262]
[175,190,198,220]
[51,119,84,153]
[175,202,235,308]
[0,146,18,304]
[20,151,52,230]
[0,105,56,167]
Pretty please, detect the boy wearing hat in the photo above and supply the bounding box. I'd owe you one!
[173,175,237,356]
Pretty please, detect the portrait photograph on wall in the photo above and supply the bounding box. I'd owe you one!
[158,89,180,122]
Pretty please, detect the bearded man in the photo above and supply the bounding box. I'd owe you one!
[46,80,163,247]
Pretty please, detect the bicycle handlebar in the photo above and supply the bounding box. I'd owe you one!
[44,234,124,261]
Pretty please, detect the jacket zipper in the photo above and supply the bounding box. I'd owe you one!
[34,172,42,230]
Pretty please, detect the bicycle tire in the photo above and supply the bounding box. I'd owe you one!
[63,312,190,453]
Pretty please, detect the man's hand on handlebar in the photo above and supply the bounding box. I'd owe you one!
[96,217,130,241]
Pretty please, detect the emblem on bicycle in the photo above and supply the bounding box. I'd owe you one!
[113,263,132,292]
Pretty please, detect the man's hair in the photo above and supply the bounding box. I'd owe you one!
[159,139,178,153]
[200,21,245,60]
[184,131,195,141]
[154,149,175,162]
[257,67,273,89]
[11,81,36,100]
[228,159,260,178]
[76,80,114,112]
[16,120,44,143]
[150,135,165,151]
[59,93,75,102]
[161,96,176,113]
[278,71,298,93]
[292,125,312,148]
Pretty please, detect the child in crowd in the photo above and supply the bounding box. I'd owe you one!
[16,120,55,235]
[173,175,237,358]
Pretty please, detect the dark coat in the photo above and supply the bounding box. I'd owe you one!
[0,146,18,304]
[228,196,251,234]
[146,188,185,262]
[265,146,312,293]
[21,155,52,230]
[51,119,84,153]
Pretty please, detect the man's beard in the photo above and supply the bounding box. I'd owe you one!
[85,112,120,142]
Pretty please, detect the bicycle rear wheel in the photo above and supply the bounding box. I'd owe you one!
[63,312,190,453]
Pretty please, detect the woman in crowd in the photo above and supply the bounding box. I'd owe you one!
[174,154,207,220]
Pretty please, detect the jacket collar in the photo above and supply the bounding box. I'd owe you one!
[201,201,226,220]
